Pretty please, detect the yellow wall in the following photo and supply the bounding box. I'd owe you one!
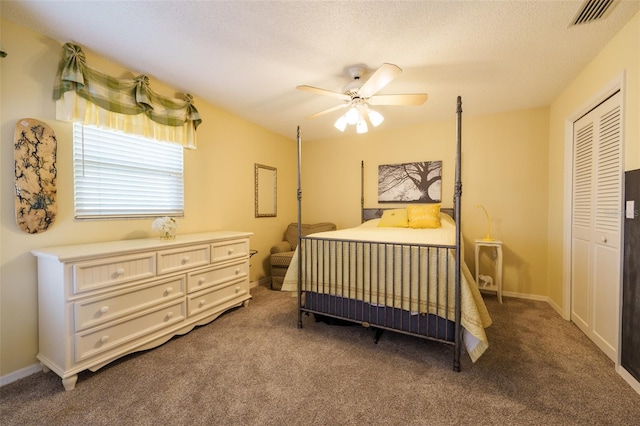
[546,11,640,309]
[0,19,298,376]
[301,107,550,300]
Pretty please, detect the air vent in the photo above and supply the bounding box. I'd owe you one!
[571,0,616,26]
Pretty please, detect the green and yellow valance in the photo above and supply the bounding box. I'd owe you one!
[53,43,202,148]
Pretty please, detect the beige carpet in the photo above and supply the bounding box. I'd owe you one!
[1,285,638,425]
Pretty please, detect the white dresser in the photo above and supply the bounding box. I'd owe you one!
[32,231,252,391]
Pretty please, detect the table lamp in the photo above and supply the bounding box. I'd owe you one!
[475,205,494,241]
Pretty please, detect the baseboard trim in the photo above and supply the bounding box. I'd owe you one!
[498,291,566,320]
[0,363,42,387]
[617,365,640,395]
[250,277,271,289]
[501,290,549,302]
[545,297,564,318]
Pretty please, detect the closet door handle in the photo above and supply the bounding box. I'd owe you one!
[602,236,608,243]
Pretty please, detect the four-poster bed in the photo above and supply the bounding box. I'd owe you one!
[282,97,491,370]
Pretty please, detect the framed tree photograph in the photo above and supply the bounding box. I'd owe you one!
[378,161,442,203]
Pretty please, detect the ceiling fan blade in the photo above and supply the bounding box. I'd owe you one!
[368,93,428,106]
[297,85,350,101]
[304,103,349,120]
[358,63,402,98]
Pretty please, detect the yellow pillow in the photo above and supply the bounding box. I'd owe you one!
[377,208,409,227]
[407,204,441,228]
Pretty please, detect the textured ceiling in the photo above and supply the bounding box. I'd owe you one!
[2,1,639,141]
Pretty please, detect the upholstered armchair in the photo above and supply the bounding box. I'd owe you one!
[270,222,336,290]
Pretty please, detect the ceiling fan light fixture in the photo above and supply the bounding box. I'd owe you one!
[367,109,384,127]
[299,63,428,134]
[345,106,359,125]
[356,119,368,134]
[334,114,347,132]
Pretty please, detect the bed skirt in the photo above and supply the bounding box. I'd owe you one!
[304,291,456,342]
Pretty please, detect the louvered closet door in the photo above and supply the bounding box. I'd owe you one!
[571,91,622,362]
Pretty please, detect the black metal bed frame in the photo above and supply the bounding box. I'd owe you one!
[295,96,463,371]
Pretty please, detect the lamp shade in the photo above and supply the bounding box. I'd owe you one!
[334,115,347,132]
[345,107,359,125]
[334,104,384,134]
[368,109,384,127]
[356,119,368,134]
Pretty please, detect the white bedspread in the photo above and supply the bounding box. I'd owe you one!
[281,216,492,362]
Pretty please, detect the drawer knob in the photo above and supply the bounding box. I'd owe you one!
[165,287,173,294]
[198,277,206,285]
[166,311,174,319]
[100,306,110,314]
[100,335,110,344]
[235,286,240,293]
[199,300,205,307]
[602,236,608,243]
[228,248,234,255]
[235,268,240,275]
[115,268,125,276]
[182,256,190,264]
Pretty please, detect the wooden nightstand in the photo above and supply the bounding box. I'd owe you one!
[474,239,503,303]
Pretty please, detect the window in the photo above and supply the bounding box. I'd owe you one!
[73,123,184,219]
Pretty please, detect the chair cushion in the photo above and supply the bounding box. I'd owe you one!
[284,222,336,250]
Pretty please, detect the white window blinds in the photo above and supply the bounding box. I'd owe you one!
[73,123,184,219]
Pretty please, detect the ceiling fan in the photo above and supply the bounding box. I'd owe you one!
[297,63,428,133]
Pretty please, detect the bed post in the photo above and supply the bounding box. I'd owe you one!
[454,96,463,372]
[296,126,303,329]
[361,161,365,223]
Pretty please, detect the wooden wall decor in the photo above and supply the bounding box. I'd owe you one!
[14,118,58,233]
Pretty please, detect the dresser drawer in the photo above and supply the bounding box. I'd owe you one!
[187,279,249,317]
[157,244,210,275]
[187,260,248,293]
[211,239,249,263]
[74,276,186,331]
[73,253,156,294]
[75,300,185,362]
